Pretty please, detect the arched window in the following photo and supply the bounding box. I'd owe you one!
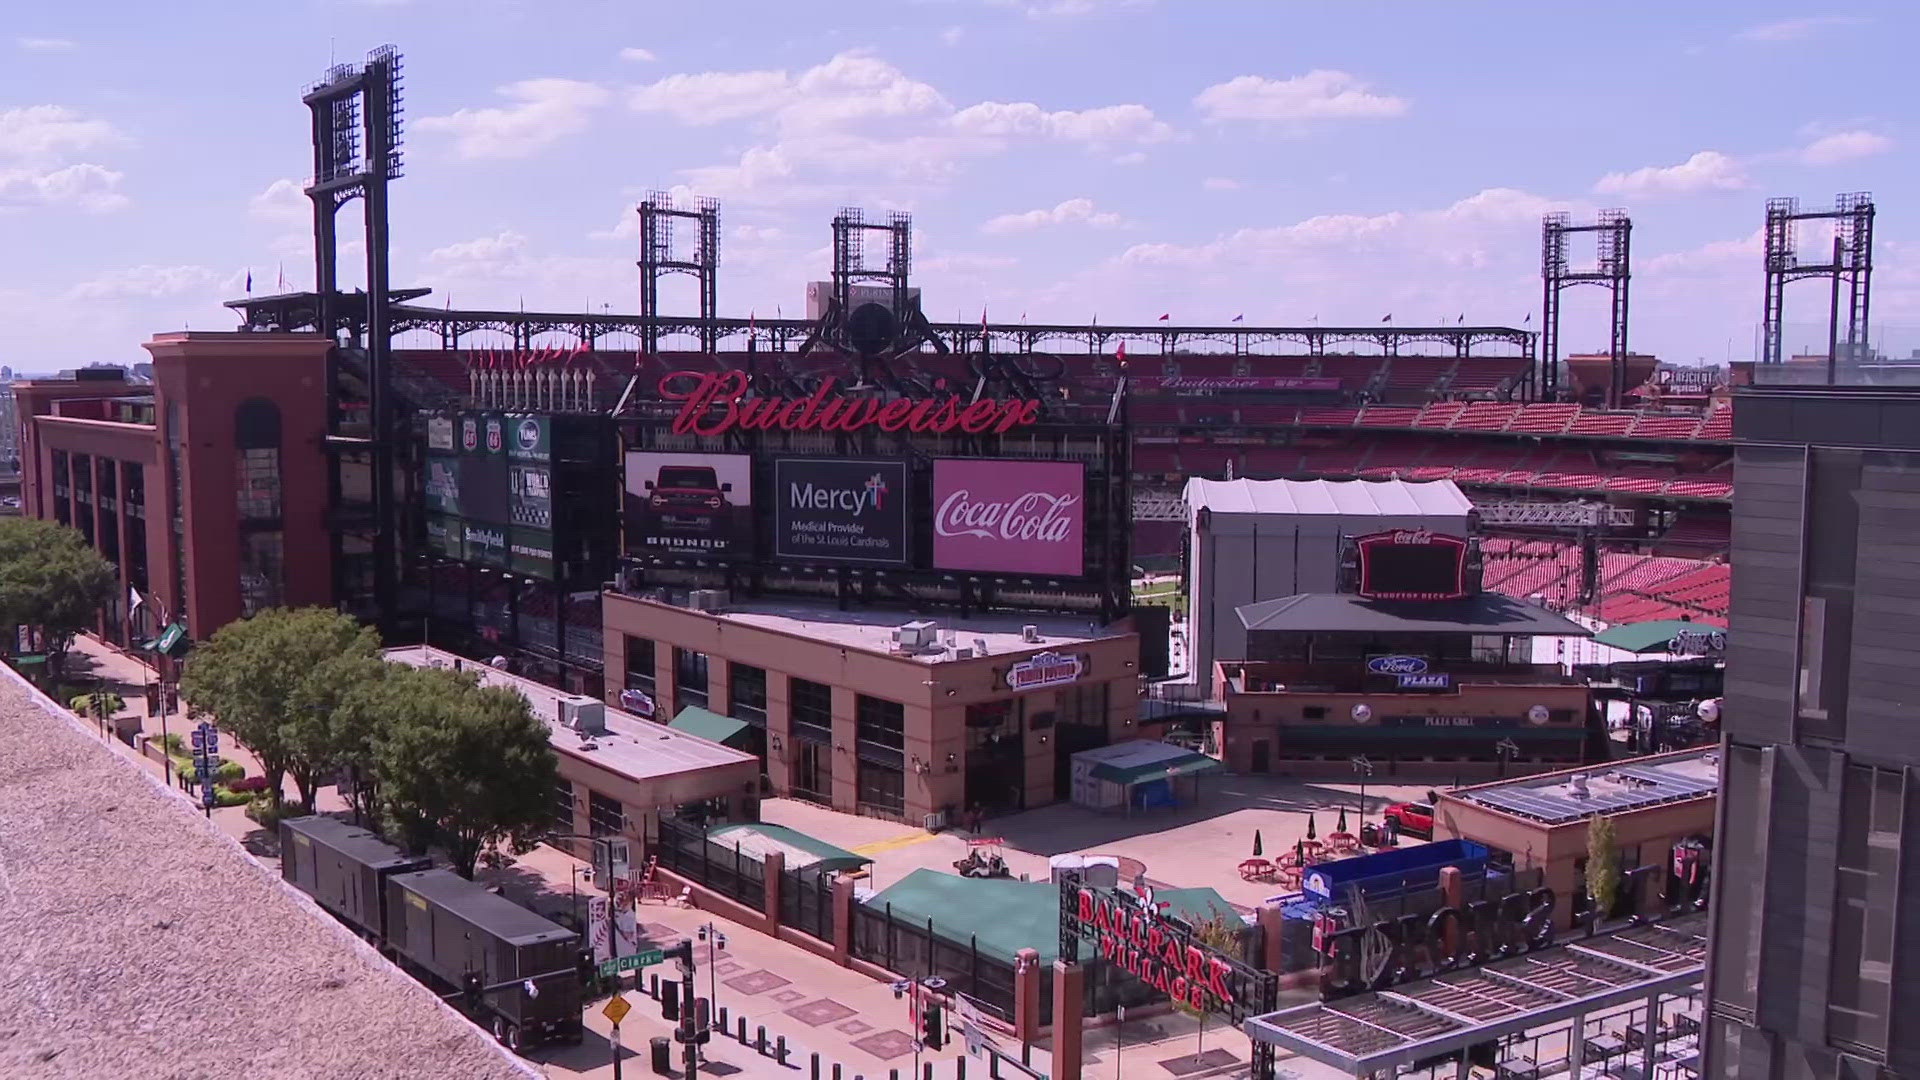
[234,399,284,615]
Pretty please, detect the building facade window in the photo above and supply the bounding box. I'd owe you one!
[729,662,767,725]
[855,694,906,769]
[673,646,710,712]
[233,400,284,619]
[623,635,656,693]
[587,790,625,837]
[166,400,188,631]
[790,677,834,745]
[237,532,286,617]
[1826,763,1901,1054]
[551,779,576,835]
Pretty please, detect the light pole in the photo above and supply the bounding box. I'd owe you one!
[1495,737,1520,779]
[698,923,727,1023]
[1349,755,1373,834]
[570,866,591,929]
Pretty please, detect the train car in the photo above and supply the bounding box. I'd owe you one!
[280,816,432,945]
[385,868,584,1049]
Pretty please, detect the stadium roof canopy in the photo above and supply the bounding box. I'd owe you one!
[1183,477,1474,518]
[1237,592,1591,637]
[1244,913,1709,1076]
[1451,747,1720,827]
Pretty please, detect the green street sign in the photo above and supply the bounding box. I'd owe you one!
[598,949,665,977]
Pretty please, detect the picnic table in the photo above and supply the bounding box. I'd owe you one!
[1584,1032,1627,1063]
[1239,858,1274,881]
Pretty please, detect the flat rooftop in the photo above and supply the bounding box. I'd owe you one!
[1450,748,1720,826]
[384,646,755,781]
[635,595,1118,663]
[0,671,536,1079]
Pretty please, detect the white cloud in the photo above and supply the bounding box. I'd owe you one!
[618,46,657,62]
[941,26,964,45]
[16,37,74,53]
[1194,71,1409,126]
[428,231,531,274]
[0,104,120,163]
[1798,129,1893,166]
[66,264,220,300]
[248,177,307,226]
[0,162,127,212]
[1736,15,1866,42]
[988,0,1152,16]
[416,79,609,160]
[983,198,1125,234]
[1592,150,1749,196]
[1202,176,1241,191]
[629,53,1169,203]
[1642,230,1764,276]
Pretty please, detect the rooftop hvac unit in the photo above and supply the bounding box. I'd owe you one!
[893,619,940,651]
[559,696,607,736]
[1569,774,1591,798]
[923,810,948,832]
[952,647,975,660]
[688,589,731,613]
[974,638,989,656]
[1021,625,1041,643]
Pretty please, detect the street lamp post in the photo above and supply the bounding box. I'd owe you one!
[1495,737,1520,780]
[1349,755,1373,835]
[893,973,948,1080]
[698,923,727,1027]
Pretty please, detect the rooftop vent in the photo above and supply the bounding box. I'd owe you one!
[1021,624,1041,643]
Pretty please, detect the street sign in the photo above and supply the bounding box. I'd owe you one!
[602,994,632,1025]
[598,949,665,977]
[200,783,217,809]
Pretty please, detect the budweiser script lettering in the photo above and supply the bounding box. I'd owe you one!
[935,489,1079,544]
[660,370,1044,438]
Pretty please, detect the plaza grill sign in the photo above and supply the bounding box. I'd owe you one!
[1004,651,1085,692]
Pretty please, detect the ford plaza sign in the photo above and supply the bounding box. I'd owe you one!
[1366,655,1429,676]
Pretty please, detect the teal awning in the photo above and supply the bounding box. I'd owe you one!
[1591,619,1726,655]
[667,705,753,748]
[705,823,870,872]
[146,623,189,658]
[1089,748,1223,786]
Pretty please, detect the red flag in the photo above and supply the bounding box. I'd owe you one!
[1115,339,1128,365]
[1157,313,1170,321]
[980,305,989,332]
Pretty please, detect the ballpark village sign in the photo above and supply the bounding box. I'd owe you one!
[660,370,1046,438]
[1058,877,1275,1025]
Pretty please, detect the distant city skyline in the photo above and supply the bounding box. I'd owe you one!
[4,1,1915,370]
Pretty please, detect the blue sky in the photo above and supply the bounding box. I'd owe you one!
[4,1,1915,373]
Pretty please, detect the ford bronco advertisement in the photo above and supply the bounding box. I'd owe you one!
[623,451,755,558]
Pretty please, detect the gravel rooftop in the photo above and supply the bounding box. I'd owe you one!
[0,670,540,1080]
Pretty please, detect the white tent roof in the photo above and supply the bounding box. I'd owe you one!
[1182,477,1473,517]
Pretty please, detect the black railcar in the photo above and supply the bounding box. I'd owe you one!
[280,816,433,944]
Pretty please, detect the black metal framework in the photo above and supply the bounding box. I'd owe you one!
[1541,209,1631,407]
[304,45,406,625]
[637,191,721,357]
[1760,192,1875,375]
[832,207,912,317]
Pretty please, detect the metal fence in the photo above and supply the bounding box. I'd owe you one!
[652,815,766,908]
[780,864,836,945]
[850,902,1023,1024]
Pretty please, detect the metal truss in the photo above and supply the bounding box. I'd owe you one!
[1761,193,1874,372]
[1541,210,1632,407]
[1475,500,1636,528]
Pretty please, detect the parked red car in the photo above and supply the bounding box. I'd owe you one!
[1382,801,1435,839]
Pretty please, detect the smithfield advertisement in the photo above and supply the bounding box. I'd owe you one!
[624,451,755,558]
[931,459,1085,577]
[773,458,909,566]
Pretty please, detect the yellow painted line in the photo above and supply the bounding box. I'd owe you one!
[851,831,937,856]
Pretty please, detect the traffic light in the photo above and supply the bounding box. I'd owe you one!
[576,949,597,990]
[921,1003,944,1050]
[462,972,484,1010]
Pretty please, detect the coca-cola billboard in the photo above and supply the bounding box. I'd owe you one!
[931,459,1085,577]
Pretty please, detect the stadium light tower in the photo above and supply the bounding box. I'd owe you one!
[1760,193,1874,373]
[1541,210,1632,407]
[303,45,406,625]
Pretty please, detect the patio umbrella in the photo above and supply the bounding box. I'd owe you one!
[1252,830,1263,857]
[1294,838,1305,864]
[1337,808,1349,833]
[1306,813,1318,840]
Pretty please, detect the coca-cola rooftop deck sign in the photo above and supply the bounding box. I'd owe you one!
[932,459,1085,577]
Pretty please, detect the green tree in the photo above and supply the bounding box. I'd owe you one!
[1586,813,1619,926]
[323,654,400,824]
[0,518,117,679]
[372,665,558,879]
[178,607,382,807]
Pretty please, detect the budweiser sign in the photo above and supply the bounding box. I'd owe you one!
[931,459,1085,577]
[659,370,1043,438]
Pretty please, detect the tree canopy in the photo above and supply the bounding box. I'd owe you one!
[0,518,117,675]
[1586,813,1619,924]
[368,664,558,879]
[178,606,382,807]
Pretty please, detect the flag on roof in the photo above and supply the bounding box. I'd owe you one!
[1232,314,1245,322]
[1157,313,1170,321]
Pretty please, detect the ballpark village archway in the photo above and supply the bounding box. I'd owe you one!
[1057,872,1280,1080]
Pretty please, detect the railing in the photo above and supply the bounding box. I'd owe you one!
[778,864,835,945]
[652,814,765,908]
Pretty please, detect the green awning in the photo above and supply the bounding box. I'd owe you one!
[667,705,754,748]
[705,823,870,872]
[867,869,1241,963]
[1089,748,1223,786]
[1591,619,1727,655]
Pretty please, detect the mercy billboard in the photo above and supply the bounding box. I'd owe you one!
[932,459,1085,577]
[773,458,910,566]
[624,451,755,558]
